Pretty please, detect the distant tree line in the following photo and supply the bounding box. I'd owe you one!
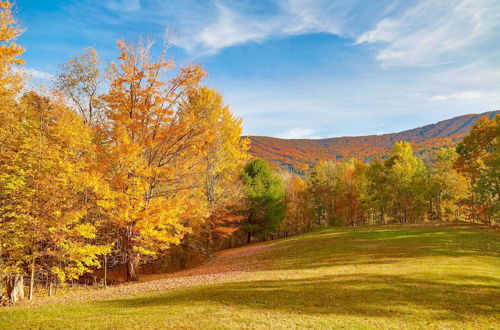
[276,117,498,234]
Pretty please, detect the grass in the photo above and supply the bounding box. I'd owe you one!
[1,223,499,329]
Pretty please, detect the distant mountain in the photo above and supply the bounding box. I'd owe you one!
[249,110,499,174]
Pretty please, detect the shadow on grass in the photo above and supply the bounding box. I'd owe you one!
[218,226,500,272]
[89,224,499,325]
[99,273,499,321]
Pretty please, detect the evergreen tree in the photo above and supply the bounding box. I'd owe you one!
[242,158,285,243]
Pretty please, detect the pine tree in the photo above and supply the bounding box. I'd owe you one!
[242,158,285,243]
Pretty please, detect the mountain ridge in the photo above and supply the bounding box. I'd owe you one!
[248,110,499,174]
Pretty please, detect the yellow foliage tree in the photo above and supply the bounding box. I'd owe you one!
[1,92,111,301]
[0,0,26,302]
[0,0,23,98]
[183,87,249,254]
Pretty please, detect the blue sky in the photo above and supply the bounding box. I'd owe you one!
[16,0,500,138]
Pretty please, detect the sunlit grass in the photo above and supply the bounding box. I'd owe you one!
[1,224,499,329]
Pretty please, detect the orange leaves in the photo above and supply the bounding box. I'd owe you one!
[0,1,24,98]
[102,40,213,268]
[171,64,207,96]
[0,1,23,60]
[1,3,248,283]
[179,87,248,252]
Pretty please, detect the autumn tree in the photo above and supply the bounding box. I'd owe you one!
[277,173,312,236]
[0,0,26,302]
[0,0,23,96]
[1,90,111,302]
[383,141,427,223]
[55,47,107,126]
[55,48,118,284]
[181,87,248,255]
[333,159,368,226]
[307,161,338,225]
[306,159,368,226]
[241,158,286,243]
[362,159,391,224]
[428,148,468,221]
[102,40,208,281]
[456,114,499,224]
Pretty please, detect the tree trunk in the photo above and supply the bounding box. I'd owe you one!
[180,254,186,269]
[103,255,108,289]
[6,274,24,303]
[246,232,252,244]
[206,231,212,255]
[126,251,140,281]
[29,258,35,300]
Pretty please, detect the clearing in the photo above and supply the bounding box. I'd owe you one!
[1,223,499,329]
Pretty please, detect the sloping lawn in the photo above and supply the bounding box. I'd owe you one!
[1,223,499,329]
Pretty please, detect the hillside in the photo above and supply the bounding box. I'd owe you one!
[249,110,499,173]
[2,224,499,329]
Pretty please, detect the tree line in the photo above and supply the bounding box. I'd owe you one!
[280,118,498,233]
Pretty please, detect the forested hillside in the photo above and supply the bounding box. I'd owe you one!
[249,110,499,173]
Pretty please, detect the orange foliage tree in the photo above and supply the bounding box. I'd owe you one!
[277,174,312,237]
[102,40,209,281]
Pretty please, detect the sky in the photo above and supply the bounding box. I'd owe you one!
[15,0,500,138]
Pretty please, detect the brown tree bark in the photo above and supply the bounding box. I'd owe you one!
[103,255,108,289]
[6,274,24,303]
[29,258,35,300]
[126,251,140,281]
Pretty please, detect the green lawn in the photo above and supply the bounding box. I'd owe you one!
[1,224,499,329]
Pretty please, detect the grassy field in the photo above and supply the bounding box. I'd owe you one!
[1,223,499,329]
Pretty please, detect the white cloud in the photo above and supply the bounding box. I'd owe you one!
[14,67,54,80]
[278,128,317,139]
[173,0,500,69]
[183,4,281,54]
[356,0,500,66]
[430,91,500,101]
[175,0,353,55]
[27,68,54,80]
[435,61,500,85]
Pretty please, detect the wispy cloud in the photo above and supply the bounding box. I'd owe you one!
[27,68,54,80]
[14,67,54,80]
[172,0,500,64]
[435,60,500,85]
[177,4,282,55]
[174,0,387,55]
[430,91,500,101]
[355,0,500,67]
[278,128,317,139]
